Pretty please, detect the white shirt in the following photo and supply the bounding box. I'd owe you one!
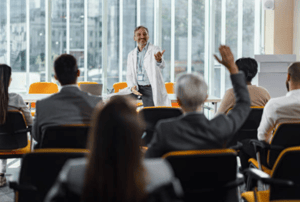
[257,89,300,142]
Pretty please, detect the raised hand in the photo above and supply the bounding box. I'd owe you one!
[131,86,142,96]
[154,50,165,62]
[214,45,238,74]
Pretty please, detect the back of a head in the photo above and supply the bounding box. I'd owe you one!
[82,96,146,202]
[54,54,78,85]
[288,62,300,84]
[235,58,258,82]
[0,64,11,124]
[175,73,208,111]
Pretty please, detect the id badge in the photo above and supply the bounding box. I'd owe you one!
[137,73,144,81]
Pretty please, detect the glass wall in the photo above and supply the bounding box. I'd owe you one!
[6,0,263,98]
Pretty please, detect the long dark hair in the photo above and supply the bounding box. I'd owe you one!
[0,64,11,124]
[82,96,147,202]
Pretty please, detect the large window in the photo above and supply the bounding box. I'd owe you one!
[6,0,264,98]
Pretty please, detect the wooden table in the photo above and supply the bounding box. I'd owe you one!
[21,94,222,112]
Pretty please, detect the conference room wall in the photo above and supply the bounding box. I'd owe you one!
[1,0,264,99]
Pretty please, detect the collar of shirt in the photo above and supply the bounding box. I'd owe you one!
[61,84,79,89]
[137,42,150,53]
[286,89,300,97]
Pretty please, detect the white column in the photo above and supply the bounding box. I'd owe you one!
[137,0,140,26]
[45,0,52,82]
[187,0,192,73]
[171,0,175,82]
[237,0,243,59]
[7,0,10,66]
[254,0,261,54]
[119,0,123,82]
[84,0,88,81]
[102,0,108,93]
[220,0,226,97]
[205,0,213,91]
[26,0,30,91]
[66,0,70,54]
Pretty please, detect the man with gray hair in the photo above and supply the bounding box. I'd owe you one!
[145,45,251,158]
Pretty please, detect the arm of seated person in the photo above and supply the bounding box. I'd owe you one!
[145,123,166,158]
[257,100,276,143]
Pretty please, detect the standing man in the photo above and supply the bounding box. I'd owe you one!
[127,26,171,107]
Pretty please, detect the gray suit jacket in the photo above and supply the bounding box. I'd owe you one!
[44,158,183,202]
[145,73,251,158]
[32,86,102,142]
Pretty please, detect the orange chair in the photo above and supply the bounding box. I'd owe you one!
[113,82,128,93]
[28,82,59,116]
[165,82,179,107]
[77,81,98,87]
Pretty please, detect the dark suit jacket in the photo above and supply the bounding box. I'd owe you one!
[44,158,183,202]
[32,86,102,142]
[145,73,251,158]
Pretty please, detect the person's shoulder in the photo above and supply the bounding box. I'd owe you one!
[156,115,183,128]
[128,47,137,56]
[9,92,22,101]
[144,158,174,192]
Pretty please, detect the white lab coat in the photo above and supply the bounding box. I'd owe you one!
[127,43,171,106]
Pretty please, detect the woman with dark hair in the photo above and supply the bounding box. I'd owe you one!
[216,57,271,114]
[45,95,182,202]
[0,64,33,186]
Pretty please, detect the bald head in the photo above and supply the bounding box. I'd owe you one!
[288,62,300,84]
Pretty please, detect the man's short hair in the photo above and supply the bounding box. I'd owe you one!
[288,62,300,83]
[54,54,78,85]
[175,73,208,111]
[134,26,149,36]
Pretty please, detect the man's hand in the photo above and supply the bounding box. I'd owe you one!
[214,45,239,75]
[131,86,142,96]
[154,50,165,63]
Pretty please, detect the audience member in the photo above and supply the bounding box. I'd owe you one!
[0,64,33,186]
[145,45,251,158]
[217,57,270,114]
[45,96,183,202]
[32,54,102,143]
[240,62,300,170]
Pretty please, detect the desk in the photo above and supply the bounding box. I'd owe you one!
[21,94,221,112]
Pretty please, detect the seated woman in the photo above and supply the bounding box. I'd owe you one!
[216,57,271,115]
[45,95,182,202]
[0,64,33,187]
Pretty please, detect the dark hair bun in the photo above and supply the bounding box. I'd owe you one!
[235,58,258,82]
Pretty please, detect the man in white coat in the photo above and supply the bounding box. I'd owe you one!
[127,26,171,107]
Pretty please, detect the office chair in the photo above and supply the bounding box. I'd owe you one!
[113,82,128,93]
[242,146,300,202]
[0,110,31,158]
[37,124,90,149]
[9,149,88,202]
[227,106,264,147]
[163,149,243,202]
[139,107,182,145]
[77,81,98,87]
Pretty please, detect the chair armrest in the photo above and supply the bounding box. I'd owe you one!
[244,168,293,187]
[9,181,37,191]
[14,127,32,134]
[250,140,284,152]
[230,141,243,150]
[223,173,244,189]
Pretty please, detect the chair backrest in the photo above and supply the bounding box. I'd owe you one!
[0,110,28,149]
[79,83,103,96]
[139,107,183,145]
[17,149,88,202]
[113,82,128,93]
[29,82,59,94]
[163,149,237,201]
[267,122,300,168]
[39,124,90,149]
[77,81,98,87]
[227,107,264,147]
[269,146,300,201]
[165,82,175,94]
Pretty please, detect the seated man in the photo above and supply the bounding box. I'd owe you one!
[32,54,102,143]
[145,46,251,158]
[216,57,270,115]
[239,62,300,170]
